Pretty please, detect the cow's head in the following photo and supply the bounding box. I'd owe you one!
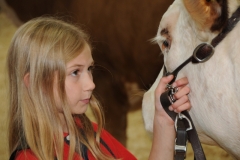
[155,0,239,73]
[142,0,239,133]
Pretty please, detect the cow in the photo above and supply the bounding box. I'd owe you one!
[142,0,240,159]
[0,0,173,145]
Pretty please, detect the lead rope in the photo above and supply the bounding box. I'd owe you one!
[160,81,206,160]
[160,6,240,160]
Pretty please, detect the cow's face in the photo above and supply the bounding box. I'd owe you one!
[143,0,240,158]
[154,0,239,73]
[142,0,239,133]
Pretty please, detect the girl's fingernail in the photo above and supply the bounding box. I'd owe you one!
[172,82,177,87]
[169,106,173,111]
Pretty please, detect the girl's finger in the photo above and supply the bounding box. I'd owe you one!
[171,95,189,110]
[174,86,190,100]
[172,77,189,88]
[155,75,174,94]
[173,101,191,113]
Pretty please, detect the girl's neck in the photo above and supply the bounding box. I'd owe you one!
[58,113,69,133]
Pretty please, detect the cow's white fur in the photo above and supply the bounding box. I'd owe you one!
[142,0,240,159]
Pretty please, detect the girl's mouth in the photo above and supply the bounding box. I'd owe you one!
[81,99,90,104]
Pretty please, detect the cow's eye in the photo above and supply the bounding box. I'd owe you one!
[163,40,169,48]
[161,40,171,52]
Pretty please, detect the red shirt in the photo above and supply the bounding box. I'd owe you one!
[15,123,137,160]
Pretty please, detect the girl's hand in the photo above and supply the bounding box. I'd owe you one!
[149,75,191,160]
[154,75,191,120]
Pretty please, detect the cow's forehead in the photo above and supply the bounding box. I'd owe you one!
[157,2,181,40]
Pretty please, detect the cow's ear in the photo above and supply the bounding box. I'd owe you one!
[183,0,228,31]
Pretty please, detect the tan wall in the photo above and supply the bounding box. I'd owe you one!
[0,12,234,160]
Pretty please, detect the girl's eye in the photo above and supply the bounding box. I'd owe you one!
[88,65,95,72]
[71,70,79,76]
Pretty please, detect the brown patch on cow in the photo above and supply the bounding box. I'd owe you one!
[160,28,169,36]
[161,28,172,40]
[183,0,228,32]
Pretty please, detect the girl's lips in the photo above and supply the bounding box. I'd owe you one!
[81,99,90,104]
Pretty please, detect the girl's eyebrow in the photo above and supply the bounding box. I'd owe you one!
[67,64,83,69]
[67,61,94,69]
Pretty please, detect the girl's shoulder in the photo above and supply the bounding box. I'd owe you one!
[13,149,38,160]
[12,123,137,160]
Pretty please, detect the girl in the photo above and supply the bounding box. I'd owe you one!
[7,17,191,160]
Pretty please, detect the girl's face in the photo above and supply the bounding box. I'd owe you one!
[64,44,95,114]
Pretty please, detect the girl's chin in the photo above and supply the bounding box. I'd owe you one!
[71,104,89,115]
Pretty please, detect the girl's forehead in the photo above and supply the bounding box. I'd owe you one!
[66,45,93,67]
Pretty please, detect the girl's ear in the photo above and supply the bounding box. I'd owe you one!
[24,73,30,87]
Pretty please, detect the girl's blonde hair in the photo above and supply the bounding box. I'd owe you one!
[7,17,115,160]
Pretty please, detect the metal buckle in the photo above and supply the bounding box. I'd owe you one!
[175,143,187,152]
[175,113,193,132]
[174,113,192,157]
[166,84,178,104]
[175,139,188,158]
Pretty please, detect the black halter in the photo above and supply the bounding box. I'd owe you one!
[211,6,240,48]
[161,6,240,160]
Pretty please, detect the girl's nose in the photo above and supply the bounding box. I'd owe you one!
[83,73,95,91]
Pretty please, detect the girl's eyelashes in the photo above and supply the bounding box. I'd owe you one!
[69,65,94,76]
[71,69,79,77]
[88,65,95,72]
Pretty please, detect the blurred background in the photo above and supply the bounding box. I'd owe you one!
[0,1,234,159]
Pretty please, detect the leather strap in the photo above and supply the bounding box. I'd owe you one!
[160,90,177,120]
[211,7,240,47]
[183,110,206,160]
[175,119,188,160]
[160,91,206,160]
